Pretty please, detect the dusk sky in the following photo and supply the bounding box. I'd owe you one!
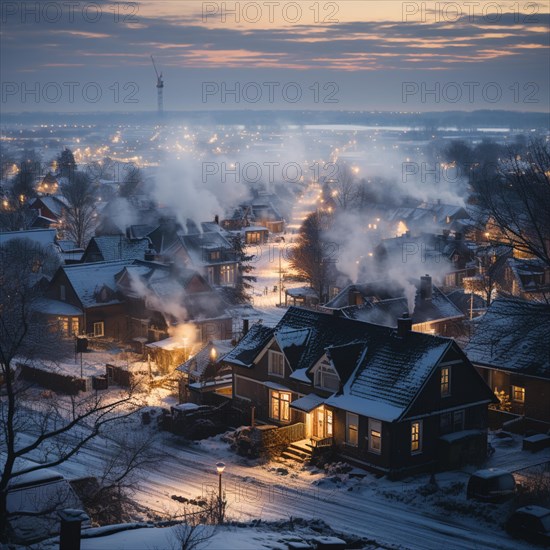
[1,0,549,112]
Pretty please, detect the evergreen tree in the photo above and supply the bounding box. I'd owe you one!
[229,233,256,303]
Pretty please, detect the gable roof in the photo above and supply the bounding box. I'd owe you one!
[222,324,275,367]
[327,334,452,421]
[177,340,233,379]
[328,279,463,327]
[465,298,550,380]
[60,260,132,308]
[226,307,472,421]
[0,228,57,249]
[30,196,66,218]
[83,235,150,262]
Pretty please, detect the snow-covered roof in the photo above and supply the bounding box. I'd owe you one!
[223,324,275,367]
[62,260,132,308]
[84,235,150,262]
[32,298,83,316]
[0,228,57,248]
[465,298,550,379]
[177,340,233,379]
[289,393,325,413]
[146,336,189,351]
[326,334,452,421]
[226,307,474,421]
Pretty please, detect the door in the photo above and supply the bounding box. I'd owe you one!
[313,407,333,439]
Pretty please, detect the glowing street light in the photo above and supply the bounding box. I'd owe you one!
[215,462,225,524]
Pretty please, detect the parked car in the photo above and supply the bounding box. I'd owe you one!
[505,506,550,546]
[466,469,516,501]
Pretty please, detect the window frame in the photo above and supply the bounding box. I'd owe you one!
[93,321,104,337]
[368,418,382,454]
[346,412,359,447]
[512,385,525,403]
[314,360,340,392]
[440,366,451,397]
[270,390,290,422]
[268,350,285,378]
[411,420,423,454]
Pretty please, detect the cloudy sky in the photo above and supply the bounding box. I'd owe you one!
[1,0,549,112]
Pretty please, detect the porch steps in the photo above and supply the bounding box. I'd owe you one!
[281,439,314,462]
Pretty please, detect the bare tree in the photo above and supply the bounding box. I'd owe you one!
[330,164,359,211]
[0,239,142,541]
[60,171,97,248]
[473,139,550,268]
[119,165,145,198]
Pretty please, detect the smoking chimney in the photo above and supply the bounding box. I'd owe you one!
[397,312,413,337]
[420,274,432,301]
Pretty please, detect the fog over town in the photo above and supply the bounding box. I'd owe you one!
[1,2,549,549]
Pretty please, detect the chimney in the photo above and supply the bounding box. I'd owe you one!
[405,230,411,238]
[420,274,432,301]
[397,312,413,337]
[242,318,249,335]
[214,214,219,225]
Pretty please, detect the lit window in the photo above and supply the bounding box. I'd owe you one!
[512,386,525,403]
[440,367,450,397]
[411,421,422,453]
[220,264,235,286]
[346,412,358,447]
[93,321,104,337]
[270,391,290,422]
[368,419,382,454]
[268,350,285,377]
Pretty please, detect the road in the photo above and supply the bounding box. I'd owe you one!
[46,426,537,550]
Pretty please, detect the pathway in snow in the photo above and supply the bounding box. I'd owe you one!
[243,183,321,326]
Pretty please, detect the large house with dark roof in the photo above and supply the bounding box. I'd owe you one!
[465,299,550,430]
[81,235,151,263]
[323,275,464,336]
[223,307,496,477]
[38,259,233,344]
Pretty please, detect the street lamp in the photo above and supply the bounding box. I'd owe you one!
[215,462,225,524]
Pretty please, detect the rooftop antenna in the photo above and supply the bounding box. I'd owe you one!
[150,55,164,115]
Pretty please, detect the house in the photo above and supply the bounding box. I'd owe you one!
[28,195,66,227]
[223,307,496,477]
[145,219,240,288]
[465,299,550,430]
[115,260,233,344]
[40,259,133,338]
[243,226,269,245]
[222,199,285,234]
[323,275,464,336]
[177,339,234,403]
[503,258,550,300]
[81,235,151,263]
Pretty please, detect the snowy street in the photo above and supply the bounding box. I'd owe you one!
[41,416,546,550]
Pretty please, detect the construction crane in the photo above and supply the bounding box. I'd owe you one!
[150,55,164,114]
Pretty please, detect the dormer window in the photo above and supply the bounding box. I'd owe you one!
[268,350,285,377]
[210,250,221,261]
[314,360,340,392]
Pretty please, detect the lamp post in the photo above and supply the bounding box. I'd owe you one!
[215,462,225,524]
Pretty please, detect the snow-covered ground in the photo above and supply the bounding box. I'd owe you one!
[32,402,548,550]
[241,184,321,328]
